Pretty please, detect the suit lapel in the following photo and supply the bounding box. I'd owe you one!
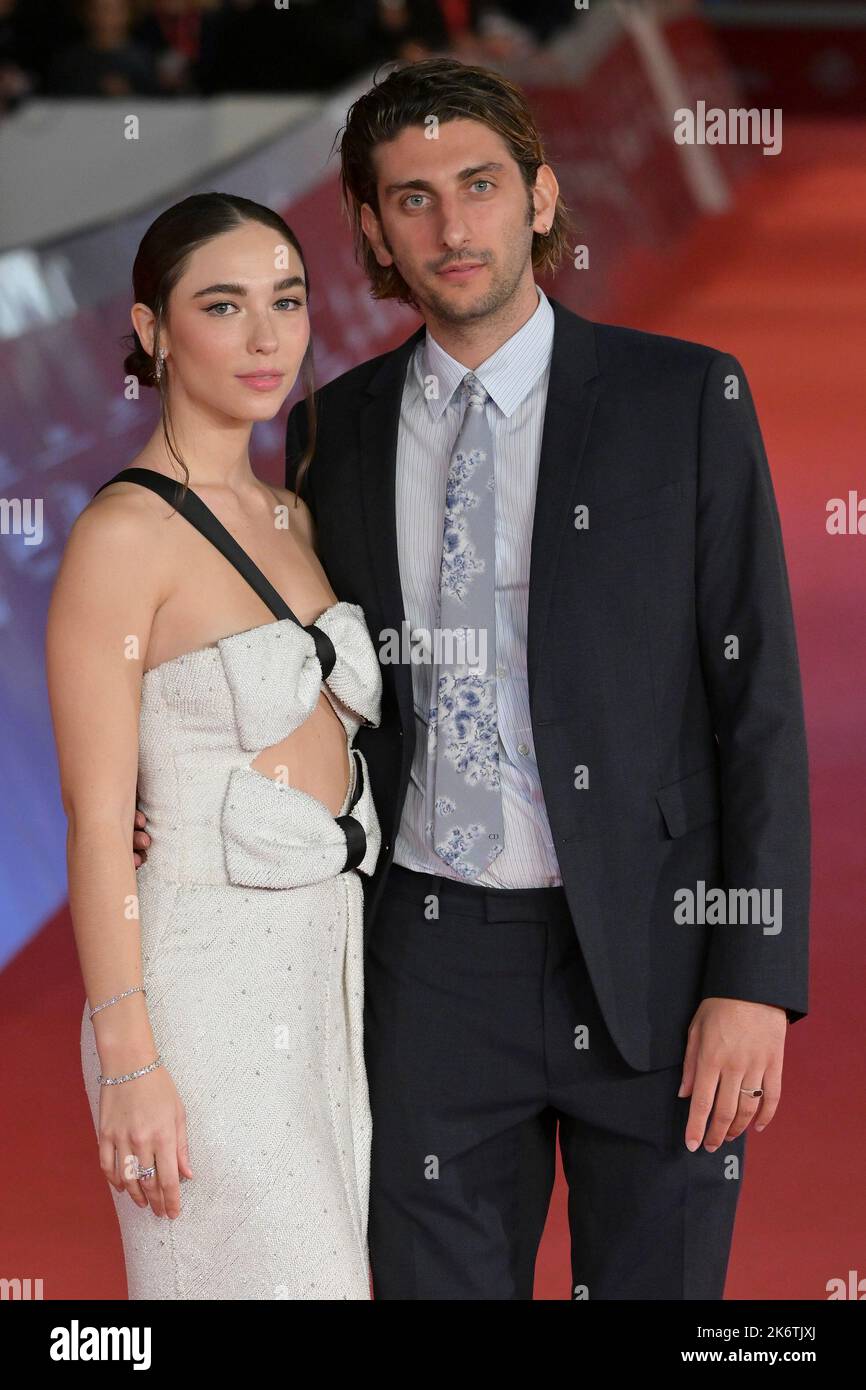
[358,323,424,734]
[526,298,600,698]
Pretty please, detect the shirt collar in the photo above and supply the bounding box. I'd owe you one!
[413,284,554,422]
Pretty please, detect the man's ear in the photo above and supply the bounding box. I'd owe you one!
[530,164,559,235]
[360,202,394,269]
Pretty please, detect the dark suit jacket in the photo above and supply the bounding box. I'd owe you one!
[285,296,811,1071]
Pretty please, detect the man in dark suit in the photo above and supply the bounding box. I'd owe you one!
[283,58,810,1299]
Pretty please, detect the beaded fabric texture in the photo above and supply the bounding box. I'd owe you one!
[80,605,383,1300]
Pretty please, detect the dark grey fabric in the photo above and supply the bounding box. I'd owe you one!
[363,863,746,1300]
[286,297,810,1074]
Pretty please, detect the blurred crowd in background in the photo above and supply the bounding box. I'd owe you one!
[0,0,584,111]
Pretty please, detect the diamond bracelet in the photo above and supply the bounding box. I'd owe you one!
[97,1057,163,1087]
[89,985,146,1020]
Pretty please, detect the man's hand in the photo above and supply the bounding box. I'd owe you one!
[679,998,787,1151]
[132,809,151,868]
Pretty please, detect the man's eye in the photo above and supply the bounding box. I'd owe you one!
[472,180,493,192]
[275,298,304,310]
[403,194,427,209]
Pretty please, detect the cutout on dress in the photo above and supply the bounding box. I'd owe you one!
[248,687,352,818]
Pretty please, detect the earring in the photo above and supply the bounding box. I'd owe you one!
[154,347,166,382]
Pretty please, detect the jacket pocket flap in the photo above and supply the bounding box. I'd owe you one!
[655,761,720,838]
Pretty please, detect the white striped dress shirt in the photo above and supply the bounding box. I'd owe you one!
[392,284,562,887]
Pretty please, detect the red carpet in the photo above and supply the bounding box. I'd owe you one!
[535,117,866,1300]
[2,119,863,1301]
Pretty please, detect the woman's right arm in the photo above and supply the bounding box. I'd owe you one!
[45,491,191,1219]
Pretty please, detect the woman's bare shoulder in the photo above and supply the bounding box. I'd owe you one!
[56,475,177,603]
[74,469,189,535]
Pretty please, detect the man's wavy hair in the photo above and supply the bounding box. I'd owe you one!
[336,57,574,308]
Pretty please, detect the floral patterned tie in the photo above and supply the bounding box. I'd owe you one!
[429,372,504,878]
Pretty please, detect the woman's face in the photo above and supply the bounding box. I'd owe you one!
[143,220,310,424]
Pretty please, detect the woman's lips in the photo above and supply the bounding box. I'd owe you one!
[235,373,284,391]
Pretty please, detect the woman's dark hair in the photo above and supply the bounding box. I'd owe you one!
[123,191,316,506]
[336,57,575,308]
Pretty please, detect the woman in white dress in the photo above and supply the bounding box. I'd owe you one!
[45,193,382,1299]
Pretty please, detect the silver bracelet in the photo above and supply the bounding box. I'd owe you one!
[89,985,146,1020]
[97,1056,162,1087]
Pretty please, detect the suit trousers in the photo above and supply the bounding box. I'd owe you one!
[363,862,747,1300]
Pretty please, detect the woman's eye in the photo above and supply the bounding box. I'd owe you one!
[205,299,304,315]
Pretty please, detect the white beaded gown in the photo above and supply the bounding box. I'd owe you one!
[79,470,383,1300]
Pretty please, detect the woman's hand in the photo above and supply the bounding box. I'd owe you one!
[98,1065,193,1218]
[132,808,151,867]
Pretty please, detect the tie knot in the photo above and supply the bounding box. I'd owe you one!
[462,373,488,408]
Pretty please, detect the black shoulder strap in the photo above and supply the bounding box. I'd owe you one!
[94,467,339,677]
[94,467,300,623]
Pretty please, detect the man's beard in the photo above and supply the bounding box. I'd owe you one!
[420,264,518,326]
[386,229,532,326]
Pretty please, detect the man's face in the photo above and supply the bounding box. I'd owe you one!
[362,118,544,326]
